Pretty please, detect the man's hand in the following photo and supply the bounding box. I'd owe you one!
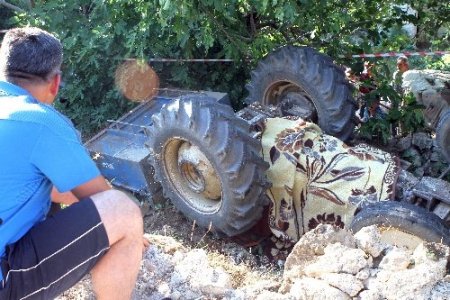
[51,187,78,205]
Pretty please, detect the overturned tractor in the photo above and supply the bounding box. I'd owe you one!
[86,46,450,249]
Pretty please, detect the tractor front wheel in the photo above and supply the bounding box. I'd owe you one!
[146,95,270,236]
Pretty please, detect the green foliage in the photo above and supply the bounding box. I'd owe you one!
[357,62,426,145]
[3,0,449,137]
[358,117,393,146]
[399,92,426,132]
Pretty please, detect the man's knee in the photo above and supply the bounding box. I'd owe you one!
[90,190,143,244]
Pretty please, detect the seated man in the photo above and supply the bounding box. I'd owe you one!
[0,27,145,299]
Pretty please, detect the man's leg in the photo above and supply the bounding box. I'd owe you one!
[90,190,144,300]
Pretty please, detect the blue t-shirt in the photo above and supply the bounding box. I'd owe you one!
[0,81,100,280]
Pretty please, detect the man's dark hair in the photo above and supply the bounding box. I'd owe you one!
[0,27,62,83]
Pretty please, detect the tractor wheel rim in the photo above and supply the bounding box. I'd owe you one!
[263,81,318,123]
[179,160,206,193]
[378,226,424,250]
[163,139,222,214]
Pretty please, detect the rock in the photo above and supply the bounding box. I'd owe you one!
[430,150,442,162]
[320,273,364,297]
[144,234,186,254]
[396,135,412,152]
[429,281,450,299]
[359,289,382,300]
[303,243,370,277]
[228,279,282,300]
[373,242,449,299]
[170,291,182,300]
[402,70,450,129]
[398,158,412,171]
[356,268,371,281]
[378,247,412,271]
[283,225,356,275]
[289,278,351,300]
[170,249,232,298]
[254,291,292,300]
[412,132,433,151]
[221,242,258,266]
[403,70,450,94]
[413,242,449,265]
[414,166,425,177]
[354,225,386,258]
[56,275,94,300]
[401,148,422,167]
[140,200,152,216]
[281,225,357,292]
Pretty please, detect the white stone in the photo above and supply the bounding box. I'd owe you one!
[378,247,412,271]
[282,225,357,291]
[289,278,351,300]
[359,289,382,300]
[255,291,293,300]
[413,243,450,265]
[320,273,364,297]
[354,225,386,258]
[429,281,450,299]
[170,249,232,298]
[356,268,371,281]
[304,243,370,277]
[403,70,450,94]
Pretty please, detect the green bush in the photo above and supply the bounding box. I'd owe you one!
[2,0,448,137]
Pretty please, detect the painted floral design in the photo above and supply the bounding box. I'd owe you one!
[347,148,376,161]
[275,126,306,153]
[269,205,290,233]
[308,213,345,230]
[279,198,295,221]
[301,143,321,160]
[318,136,338,152]
[348,185,378,208]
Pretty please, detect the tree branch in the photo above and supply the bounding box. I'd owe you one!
[0,0,25,12]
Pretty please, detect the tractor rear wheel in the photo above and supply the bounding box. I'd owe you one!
[245,45,357,141]
[146,95,270,236]
[350,201,450,249]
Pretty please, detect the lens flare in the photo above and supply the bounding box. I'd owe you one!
[115,59,159,102]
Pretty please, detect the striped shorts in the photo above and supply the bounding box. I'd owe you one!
[0,198,109,300]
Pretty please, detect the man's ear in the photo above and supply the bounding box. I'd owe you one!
[49,72,61,97]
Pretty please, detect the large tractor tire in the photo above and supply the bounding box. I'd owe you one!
[350,201,450,249]
[146,95,270,236]
[436,109,450,163]
[246,45,357,141]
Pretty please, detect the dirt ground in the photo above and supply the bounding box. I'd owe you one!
[140,198,278,268]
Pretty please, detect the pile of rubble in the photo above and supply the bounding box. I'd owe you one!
[279,225,450,300]
[394,132,449,179]
[398,69,450,179]
[57,224,450,300]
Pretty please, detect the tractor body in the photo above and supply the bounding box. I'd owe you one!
[84,90,229,198]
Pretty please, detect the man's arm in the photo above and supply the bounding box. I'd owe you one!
[51,175,111,205]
